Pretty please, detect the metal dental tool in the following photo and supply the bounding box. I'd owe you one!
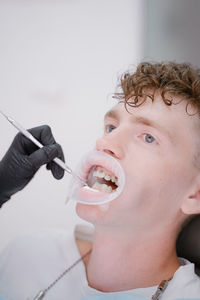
[0,110,88,186]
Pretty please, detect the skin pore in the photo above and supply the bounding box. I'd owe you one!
[75,91,200,292]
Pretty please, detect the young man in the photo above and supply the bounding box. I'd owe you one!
[0,62,200,300]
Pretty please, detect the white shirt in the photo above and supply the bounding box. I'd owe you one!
[0,228,199,300]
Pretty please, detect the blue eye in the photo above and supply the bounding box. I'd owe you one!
[144,134,155,143]
[106,125,116,133]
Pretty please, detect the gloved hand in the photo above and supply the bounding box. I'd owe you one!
[0,125,65,207]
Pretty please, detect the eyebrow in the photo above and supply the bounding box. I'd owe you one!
[104,109,119,121]
[104,109,173,141]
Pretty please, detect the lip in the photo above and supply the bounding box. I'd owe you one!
[67,150,126,205]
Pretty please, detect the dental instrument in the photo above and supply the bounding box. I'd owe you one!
[0,110,88,186]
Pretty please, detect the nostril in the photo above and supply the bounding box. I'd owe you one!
[103,149,118,159]
[104,149,114,155]
[95,138,123,159]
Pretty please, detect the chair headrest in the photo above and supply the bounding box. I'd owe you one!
[176,214,200,276]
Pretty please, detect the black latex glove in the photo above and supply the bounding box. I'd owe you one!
[0,125,65,207]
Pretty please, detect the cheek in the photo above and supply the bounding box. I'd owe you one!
[121,155,186,209]
[138,161,194,217]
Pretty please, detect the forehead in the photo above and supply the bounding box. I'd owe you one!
[106,93,197,122]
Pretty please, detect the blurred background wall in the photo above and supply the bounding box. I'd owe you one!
[0,0,145,250]
[144,0,200,66]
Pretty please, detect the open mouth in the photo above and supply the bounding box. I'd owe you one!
[87,165,118,193]
[68,150,125,205]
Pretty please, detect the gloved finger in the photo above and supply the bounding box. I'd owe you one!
[28,143,63,171]
[46,144,65,179]
[11,132,38,156]
[28,125,56,146]
[46,161,65,179]
[12,125,57,156]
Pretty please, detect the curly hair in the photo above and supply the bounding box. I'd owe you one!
[115,62,200,116]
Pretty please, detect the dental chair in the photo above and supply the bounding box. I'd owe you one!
[176,214,200,276]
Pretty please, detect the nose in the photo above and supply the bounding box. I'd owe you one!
[95,131,124,160]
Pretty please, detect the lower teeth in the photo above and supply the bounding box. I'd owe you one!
[92,182,113,193]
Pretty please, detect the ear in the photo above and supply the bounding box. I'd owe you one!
[181,190,200,215]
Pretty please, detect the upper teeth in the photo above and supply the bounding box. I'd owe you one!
[93,169,118,184]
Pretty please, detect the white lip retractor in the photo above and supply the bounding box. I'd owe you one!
[67,150,126,205]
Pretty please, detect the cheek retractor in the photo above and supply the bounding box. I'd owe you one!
[67,150,126,205]
[82,186,99,192]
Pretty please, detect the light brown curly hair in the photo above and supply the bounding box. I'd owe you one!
[115,62,200,116]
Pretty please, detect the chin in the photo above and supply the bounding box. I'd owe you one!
[75,202,114,225]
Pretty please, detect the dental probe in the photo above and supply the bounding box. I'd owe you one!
[0,110,88,186]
